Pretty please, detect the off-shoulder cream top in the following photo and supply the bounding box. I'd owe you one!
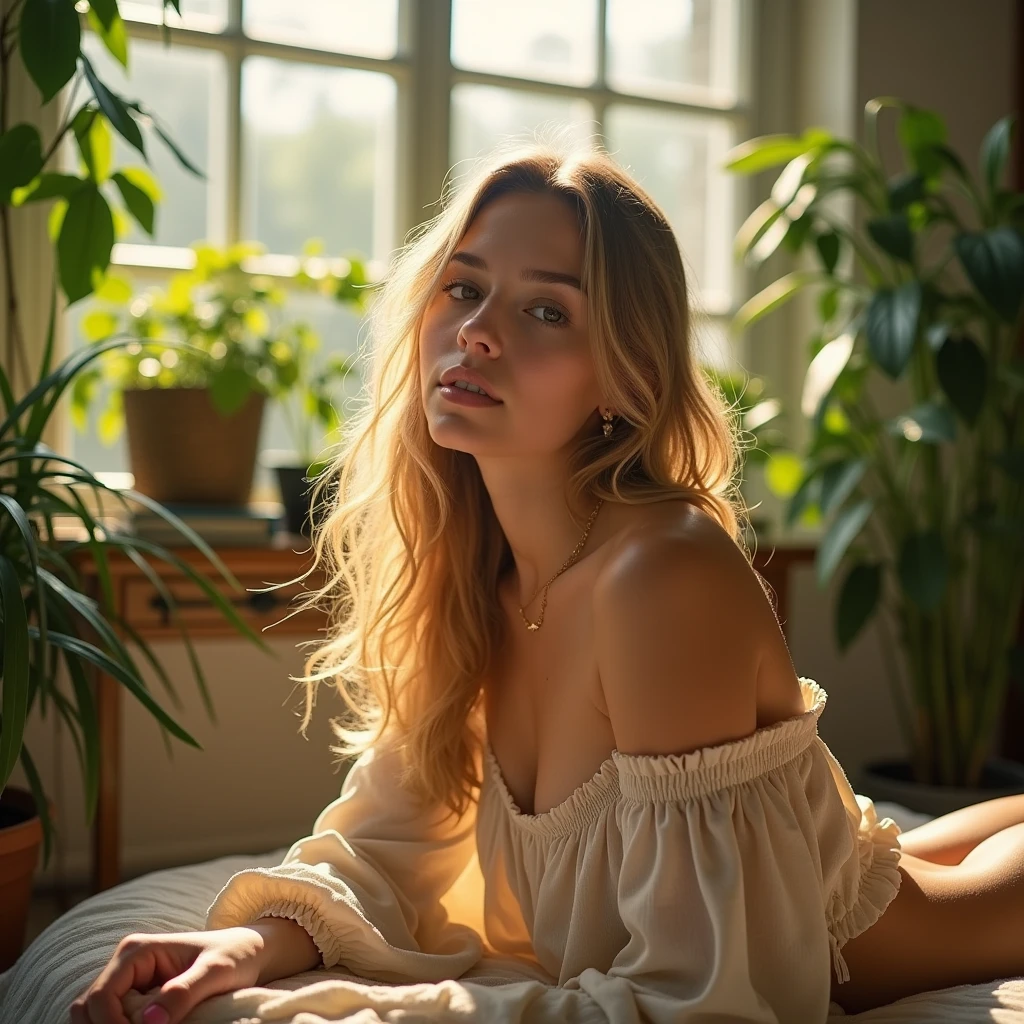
[205,677,904,1022]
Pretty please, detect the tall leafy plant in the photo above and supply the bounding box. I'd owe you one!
[1,0,274,867]
[724,100,1024,788]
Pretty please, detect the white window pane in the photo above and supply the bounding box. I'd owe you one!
[118,0,228,33]
[692,314,738,372]
[244,0,398,58]
[242,58,396,259]
[604,106,736,312]
[450,84,595,170]
[79,34,226,249]
[451,0,598,86]
[606,0,741,105]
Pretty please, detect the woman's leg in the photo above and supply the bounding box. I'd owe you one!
[896,793,1024,865]
[830,828,1024,1014]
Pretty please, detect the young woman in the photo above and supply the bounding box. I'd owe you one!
[72,139,1024,1024]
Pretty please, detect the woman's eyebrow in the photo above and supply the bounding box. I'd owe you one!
[450,250,583,292]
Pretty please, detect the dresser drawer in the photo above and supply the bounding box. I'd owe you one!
[121,572,326,636]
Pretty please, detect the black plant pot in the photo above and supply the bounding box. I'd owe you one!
[274,465,326,537]
[859,756,1024,817]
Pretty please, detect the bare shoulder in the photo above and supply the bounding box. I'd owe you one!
[592,499,777,758]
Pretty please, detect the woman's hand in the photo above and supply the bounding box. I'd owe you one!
[68,925,268,1024]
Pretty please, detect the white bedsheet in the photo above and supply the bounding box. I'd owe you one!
[2,802,1021,1024]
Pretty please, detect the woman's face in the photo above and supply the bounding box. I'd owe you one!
[419,191,604,457]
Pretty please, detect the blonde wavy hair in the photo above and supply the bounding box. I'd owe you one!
[286,131,757,822]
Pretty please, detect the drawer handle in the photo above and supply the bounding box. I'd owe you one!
[149,588,288,625]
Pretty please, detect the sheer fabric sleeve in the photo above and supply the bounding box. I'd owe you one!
[203,727,484,983]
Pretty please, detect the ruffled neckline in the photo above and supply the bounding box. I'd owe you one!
[482,676,827,838]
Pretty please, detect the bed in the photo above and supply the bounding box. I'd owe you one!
[2,801,1022,1024]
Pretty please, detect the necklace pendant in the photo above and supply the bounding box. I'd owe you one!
[526,621,540,631]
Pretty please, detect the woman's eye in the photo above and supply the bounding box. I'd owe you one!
[436,280,475,299]
[441,281,479,301]
[526,304,570,327]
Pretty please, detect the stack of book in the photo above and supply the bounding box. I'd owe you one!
[128,501,286,547]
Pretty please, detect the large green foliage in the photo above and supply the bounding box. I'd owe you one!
[725,99,1024,787]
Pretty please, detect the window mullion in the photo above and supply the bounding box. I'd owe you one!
[395,0,452,240]
[593,0,608,133]
[225,0,244,245]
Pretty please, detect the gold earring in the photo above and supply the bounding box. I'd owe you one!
[601,409,615,437]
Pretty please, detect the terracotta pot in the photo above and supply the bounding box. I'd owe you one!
[859,756,1024,817]
[0,786,47,973]
[124,387,266,505]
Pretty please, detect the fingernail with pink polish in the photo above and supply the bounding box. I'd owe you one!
[142,1004,169,1024]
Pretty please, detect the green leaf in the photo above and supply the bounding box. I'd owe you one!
[127,102,204,176]
[38,566,142,684]
[980,115,1014,201]
[898,107,948,179]
[936,333,987,425]
[770,151,816,207]
[12,172,88,205]
[208,365,254,416]
[88,0,119,29]
[865,282,922,379]
[57,184,115,304]
[819,459,867,516]
[731,270,822,335]
[954,227,1024,324]
[0,124,44,196]
[897,530,948,611]
[722,128,832,175]
[784,471,820,529]
[781,213,814,254]
[28,626,203,750]
[816,497,874,588]
[0,554,31,791]
[82,112,113,183]
[866,214,914,264]
[86,5,128,68]
[815,231,840,275]
[118,165,163,203]
[18,0,82,103]
[82,310,119,340]
[80,54,145,157]
[93,272,133,303]
[836,562,882,651]
[111,170,155,235]
[802,331,857,423]
[764,451,803,498]
[886,401,957,444]
[887,172,927,210]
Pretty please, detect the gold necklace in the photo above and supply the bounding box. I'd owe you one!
[518,498,605,631]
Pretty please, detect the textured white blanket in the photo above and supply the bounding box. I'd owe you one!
[2,802,1022,1024]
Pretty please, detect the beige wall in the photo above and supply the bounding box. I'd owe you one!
[13,0,1019,892]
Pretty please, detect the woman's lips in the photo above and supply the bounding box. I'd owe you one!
[437,383,502,406]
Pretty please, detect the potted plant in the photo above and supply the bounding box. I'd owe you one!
[723,99,1024,815]
[73,240,373,518]
[0,0,275,968]
[70,242,283,506]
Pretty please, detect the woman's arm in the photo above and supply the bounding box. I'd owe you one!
[248,916,322,984]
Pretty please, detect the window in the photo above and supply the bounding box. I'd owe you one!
[66,0,753,500]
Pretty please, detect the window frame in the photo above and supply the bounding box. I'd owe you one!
[41,0,807,514]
